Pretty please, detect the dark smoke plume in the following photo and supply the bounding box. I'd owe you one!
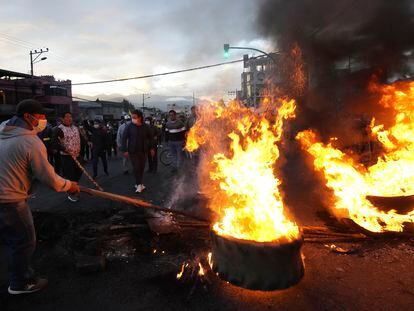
[258,0,414,75]
[256,1,414,225]
[257,0,414,141]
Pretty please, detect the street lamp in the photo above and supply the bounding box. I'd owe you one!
[30,48,49,76]
[142,93,151,110]
[223,44,278,64]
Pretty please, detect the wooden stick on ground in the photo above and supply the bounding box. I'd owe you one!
[80,186,209,222]
[304,236,369,243]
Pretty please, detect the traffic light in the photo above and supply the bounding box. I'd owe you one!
[224,44,230,58]
[243,54,249,68]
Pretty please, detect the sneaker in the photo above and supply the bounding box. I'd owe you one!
[135,184,146,193]
[8,278,48,295]
[134,184,138,190]
[68,194,79,202]
[123,170,129,175]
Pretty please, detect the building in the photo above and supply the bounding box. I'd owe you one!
[75,99,126,121]
[0,69,72,122]
[100,99,125,120]
[73,100,102,121]
[240,53,281,108]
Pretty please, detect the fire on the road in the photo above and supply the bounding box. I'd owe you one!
[186,98,299,242]
[297,79,414,233]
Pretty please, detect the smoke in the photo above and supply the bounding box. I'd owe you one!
[256,0,414,225]
[257,0,414,142]
[258,0,414,74]
[165,160,213,222]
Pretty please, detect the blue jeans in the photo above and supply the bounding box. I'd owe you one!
[0,201,36,289]
[168,140,184,169]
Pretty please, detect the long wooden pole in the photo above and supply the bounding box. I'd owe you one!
[80,186,209,222]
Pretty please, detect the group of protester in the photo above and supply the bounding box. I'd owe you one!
[119,106,197,193]
[39,105,196,197]
[0,99,198,295]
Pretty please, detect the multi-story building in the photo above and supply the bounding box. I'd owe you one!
[0,69,72,122]
[75,99,126,121]
[240,53,281,108]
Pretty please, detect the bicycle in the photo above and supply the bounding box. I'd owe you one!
[159,147,174,166]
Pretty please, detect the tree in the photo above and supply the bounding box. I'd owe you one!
[121,99,135,114]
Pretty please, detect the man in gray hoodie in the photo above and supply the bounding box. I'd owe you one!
[0,99,80,295]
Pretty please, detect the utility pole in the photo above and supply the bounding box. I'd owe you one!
[30,48,49,76]
[142,93,150,110]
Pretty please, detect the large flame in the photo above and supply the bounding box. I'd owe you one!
[297,79,414,232]
[187,99,299,242]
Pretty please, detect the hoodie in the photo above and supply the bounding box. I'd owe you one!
[0,117,71,203]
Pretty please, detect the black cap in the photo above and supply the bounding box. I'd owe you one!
[16,99,44,117]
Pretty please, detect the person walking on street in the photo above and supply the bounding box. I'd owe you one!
[53,112,82,202]
[0,99,80,295]
[121,110,155,193]
[79,121,90,162]
[165,110,186,173]
[37,122,54,164]
[88,119,110,178]
[145,117,160,173]
[117,115,131,174]
[50,118,63,174]
[186,105,197,130]
[106,122,117,158]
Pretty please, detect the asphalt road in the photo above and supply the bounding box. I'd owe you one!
[0,150,413,311]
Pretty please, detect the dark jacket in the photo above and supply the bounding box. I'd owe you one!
[147,124,160,149]
[90,127,111,152]
[37,123,53,150]
[165,119,186,142]
[121,123,152,154]
[51,125,65,153]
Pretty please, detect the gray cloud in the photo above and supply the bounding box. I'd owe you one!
[0,0,267,100]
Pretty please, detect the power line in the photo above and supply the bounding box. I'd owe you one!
[62,58,245,87]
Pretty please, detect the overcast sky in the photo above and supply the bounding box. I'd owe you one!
[0,0,271,101]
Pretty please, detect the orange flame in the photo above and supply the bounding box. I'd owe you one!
[176,263,185,280]
[198,263,205,276]
[297,80,414,232]
[186,99,299,242]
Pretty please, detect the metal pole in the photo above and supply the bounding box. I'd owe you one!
[30,51,33,76]
[228,46,278,64]
[30,48,49,77]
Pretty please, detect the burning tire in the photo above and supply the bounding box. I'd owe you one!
[210,230,304,291]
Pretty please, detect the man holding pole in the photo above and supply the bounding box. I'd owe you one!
[0,99,80,294]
